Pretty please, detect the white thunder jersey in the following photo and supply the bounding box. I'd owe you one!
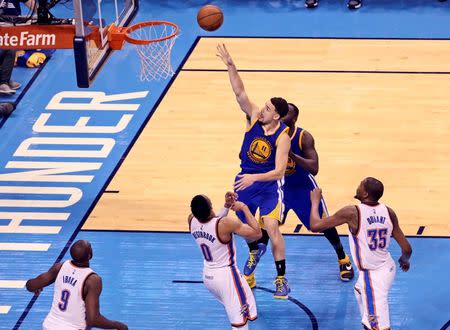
[349,203,394,270]
[190,216,237,268]
[44,260,95,330]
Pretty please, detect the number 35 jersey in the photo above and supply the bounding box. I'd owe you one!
[44,260,95,330]
[349,203,394,271]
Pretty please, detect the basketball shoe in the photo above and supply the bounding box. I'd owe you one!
[339,255,354,281]
[243,243,267,276]
[273,276,290,299]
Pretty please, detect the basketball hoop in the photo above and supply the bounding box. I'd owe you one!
[108,21,179,82]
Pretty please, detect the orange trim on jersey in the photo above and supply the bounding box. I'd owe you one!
[352,204,365,270]
[81,272,96,301]
[275,127,289,146]
[354,205,361,236]
[229,267,245,307]
[229,266,253,326]
[367,271,379,329]
[354,237,365,271]
[215,217,231,244]
[227,241,235,266]
[362,273,370,320]
[298,129,304,151]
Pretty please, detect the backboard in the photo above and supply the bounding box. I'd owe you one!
[73,0,138,88]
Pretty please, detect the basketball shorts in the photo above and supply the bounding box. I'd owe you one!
[354,258,396,330]
[203,265,257,328]
[234,174,285,227]
[282,174,328,230]
[43,316,85,330]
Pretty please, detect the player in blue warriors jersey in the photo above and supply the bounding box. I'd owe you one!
[216,43,291,299]
[284,103,354,280]
[251,103,354,281]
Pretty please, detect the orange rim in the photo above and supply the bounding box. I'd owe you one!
[123,21,179,45]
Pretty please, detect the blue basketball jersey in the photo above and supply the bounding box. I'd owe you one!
[284,127,312,187]
[239,120,288,174]
[0,0,25,16]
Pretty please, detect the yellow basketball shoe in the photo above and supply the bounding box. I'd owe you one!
[244,273,256,289]
[338,255,355,281]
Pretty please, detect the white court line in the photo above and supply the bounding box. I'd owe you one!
[0,280,26,288]
[0,242,50,251]
[0,306,11,314]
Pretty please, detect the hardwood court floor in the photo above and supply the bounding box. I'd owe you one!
[84,37,450,236]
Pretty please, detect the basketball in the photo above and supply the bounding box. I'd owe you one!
[197,4,224,32]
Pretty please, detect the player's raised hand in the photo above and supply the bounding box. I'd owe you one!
[224,191,238,208]
[398,256,410,272]
[310,188,322,204]
[216,43,234,67]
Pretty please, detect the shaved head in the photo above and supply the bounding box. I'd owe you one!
[363,177,384,202]
[70,240,92,263]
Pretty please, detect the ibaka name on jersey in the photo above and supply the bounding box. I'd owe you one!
[62,276,78,287]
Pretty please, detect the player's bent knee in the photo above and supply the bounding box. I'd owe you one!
[262,218,281,235]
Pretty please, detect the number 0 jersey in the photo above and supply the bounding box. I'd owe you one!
[44,260,95,329]
[349,203,394,271]
[190,216,237,269]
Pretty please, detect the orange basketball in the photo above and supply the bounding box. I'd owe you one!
[197,4,224,32]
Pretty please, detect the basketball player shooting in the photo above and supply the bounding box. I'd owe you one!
[216,43,291,299]
[309,177,412,330]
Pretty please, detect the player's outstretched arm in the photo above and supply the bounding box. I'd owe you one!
[85,274,128,330]
[388,206,412,272]
[289,130,319,176]
[26,262,63,296]
[309,188,357,233]
[216,44,259,120]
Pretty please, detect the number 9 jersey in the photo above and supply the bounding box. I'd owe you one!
[44,260,95,330]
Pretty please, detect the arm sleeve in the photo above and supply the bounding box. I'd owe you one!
[216,207,230,218]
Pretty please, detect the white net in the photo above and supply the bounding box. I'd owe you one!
[127,23,178,82]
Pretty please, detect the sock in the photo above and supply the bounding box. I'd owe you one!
[247,241,258,251]
[275,259,286,277]
[258,229,270,246]
[323,228,346,260]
